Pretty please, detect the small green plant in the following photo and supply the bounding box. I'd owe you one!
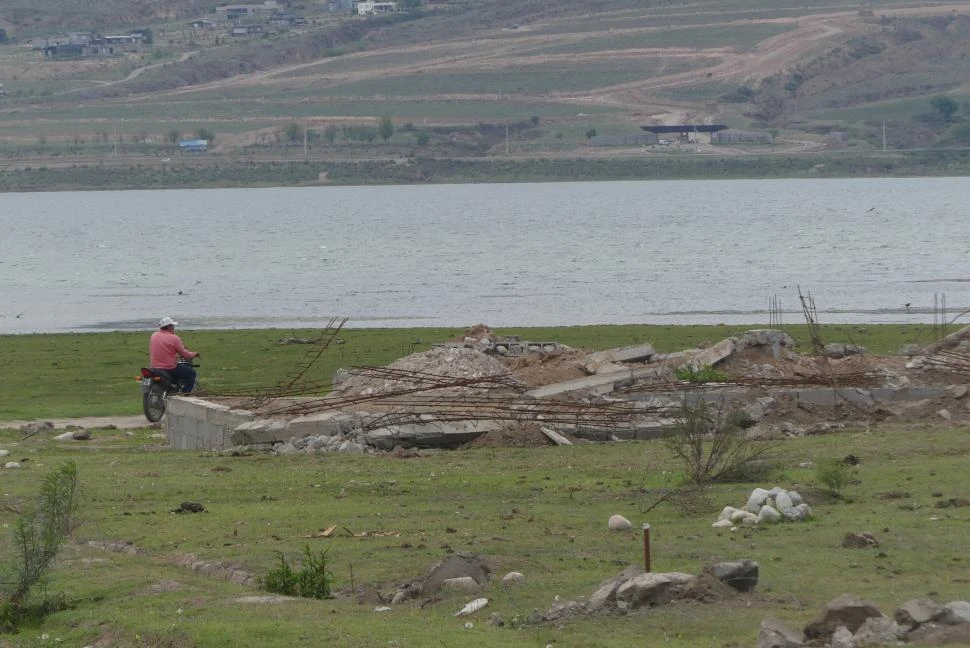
[816,458,852,498]
[261,546,333,599]
[664,400,775,486]
[675,364,730,384]
[1,461,79,632]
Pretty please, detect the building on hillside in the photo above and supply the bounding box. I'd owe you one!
[179,139,209,153]
[588,134,658,147]
[268,12,306,26]
[710,129,773,144]
[640,124,728,144]
[39,31,146,57]
[215,1,281,21]
[329,0,354,11]
[353,2,397,15]
[231,24,265,36]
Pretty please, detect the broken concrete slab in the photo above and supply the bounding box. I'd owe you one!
[365,420,501,450]
[285,410,360,439]
[230,419,289,446]
[585,343,656,365]
[684,337,738,371]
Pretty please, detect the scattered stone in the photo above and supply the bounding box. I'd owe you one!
[502,571,525,585]
[454,597,488,617]
[938,408,952,421]
[423,553,489,595]
[757,505,782,524]
[390,591,407,605]
[4,461,21,469]
[72,429,91,440]
[948,384,969,399]
[487,613,504,627]
[19,421,53,435]
[53,431,76,441]
[937,601,970,625]
[757,615,805,648]
[615,572,695,608]
[829,625,854,648]
[710,560,759,592]
[171,501,205,514]
[842,532,879,548]
[586,566,643,612]
[804,593,884,639]
[608,514,632,531]
[0,449,9,458]
[852,615,906,645]
[374,606,392,613]
[712,519,733,529]
[441,576,479,591]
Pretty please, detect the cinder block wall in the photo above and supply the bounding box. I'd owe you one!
[165,396,254,450]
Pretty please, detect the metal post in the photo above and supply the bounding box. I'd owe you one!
[642,523,651,572]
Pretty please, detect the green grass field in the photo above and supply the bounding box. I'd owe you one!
[0,323,946,421]
[0,417,968,646]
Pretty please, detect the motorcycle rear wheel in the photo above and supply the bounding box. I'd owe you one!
[143,383,167,423]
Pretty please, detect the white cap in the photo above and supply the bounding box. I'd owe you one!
[158,316,178,328]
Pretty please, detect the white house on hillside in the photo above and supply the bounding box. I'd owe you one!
[354,2,397,15]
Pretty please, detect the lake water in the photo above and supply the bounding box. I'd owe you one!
[2,178,969,335]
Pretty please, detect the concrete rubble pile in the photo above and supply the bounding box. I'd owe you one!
[162,325,970,453]
[758,593,970,648]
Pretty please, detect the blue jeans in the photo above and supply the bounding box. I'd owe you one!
[166,363,196,393]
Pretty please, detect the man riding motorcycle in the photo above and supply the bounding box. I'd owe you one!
[149,316,200,392]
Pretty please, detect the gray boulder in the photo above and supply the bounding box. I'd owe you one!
[757,616,805,648]
[710,560,759,593]
[937,601,970,625]
[423,553,490,595]
[895,598,943,629]
[586,566,643,612]
[804,593,883,639]
[851,615,906,645]
[615,572,694,609]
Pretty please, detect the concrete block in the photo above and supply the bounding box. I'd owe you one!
[286,410,358,439]
[684,337,737,370]
[586,343,656,365]
[231,419,288,445]
[166,397,254,451]
[365,420,500,450]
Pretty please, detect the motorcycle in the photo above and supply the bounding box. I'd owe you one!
[138,358,199,423]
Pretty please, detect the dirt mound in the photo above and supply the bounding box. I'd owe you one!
[333,346,520,397]
[466,421,559,448]
[504,348,590,387]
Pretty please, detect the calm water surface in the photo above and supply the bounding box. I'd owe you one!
[2,178,969,334]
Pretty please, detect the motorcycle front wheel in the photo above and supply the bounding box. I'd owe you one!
[143,383,167,423]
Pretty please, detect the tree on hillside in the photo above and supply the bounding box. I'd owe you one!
[284,122,301,144]
[197,128,215,143]
[378,115,394,142]
[324,124,338,144]
[930,95,958,123]
[166,130,181,144]
[585,128,597,139]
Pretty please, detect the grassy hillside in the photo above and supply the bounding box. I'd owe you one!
[1,0,970,183]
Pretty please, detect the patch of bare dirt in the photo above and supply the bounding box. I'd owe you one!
[503,348,590,387]
[466,421,559,448]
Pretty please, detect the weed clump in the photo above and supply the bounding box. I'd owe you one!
[816,458,853,498]
[674,364,730,384]
[261,546,334,600]
[1,461,79,632]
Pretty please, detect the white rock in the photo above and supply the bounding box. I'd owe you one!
[0,449,9,457]
[830,625,854,648]
[747,488,770,510]
[782,507,806,522]
[788,490,804,507]
[938,409,952,421]
[939,601,970,624]
[455,598,488,617]
[608,514,633,531]
[718,506,737,521]
[374,606,392,613]
[502,572,525,585]
[53,431,75,441]
[441,577,480,591]
[4,462,21,469]
[741,514,759,526]
[391,591,406,605]
[795,503,812,518]
[730,509,750,524]
[712,519,733,529]
[774,491,793,513]
[757,505,782,524]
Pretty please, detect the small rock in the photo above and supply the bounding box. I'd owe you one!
[487,613,504,627]
[502,571,524,585]
[718,506,737,521]
[0,449,10,458]
[712,519,733,529]
[608,514,632,531]
[829,625,853,648]
[841,532,878,548]
[937,601,970,625]
[390,591,406,605]
[757,615,805,648]
[53,431,75,441]
[4,461,21,469]
[948,384,969,399]
[72,429,91,441]
[757,505,782,524]
[441,576,480,591]
[374,606,392,613]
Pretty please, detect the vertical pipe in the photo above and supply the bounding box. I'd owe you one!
[642,523,651,572]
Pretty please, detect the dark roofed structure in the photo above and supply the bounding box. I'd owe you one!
[640,124,728,135]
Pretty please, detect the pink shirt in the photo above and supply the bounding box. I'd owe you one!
[150,330,196,369]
